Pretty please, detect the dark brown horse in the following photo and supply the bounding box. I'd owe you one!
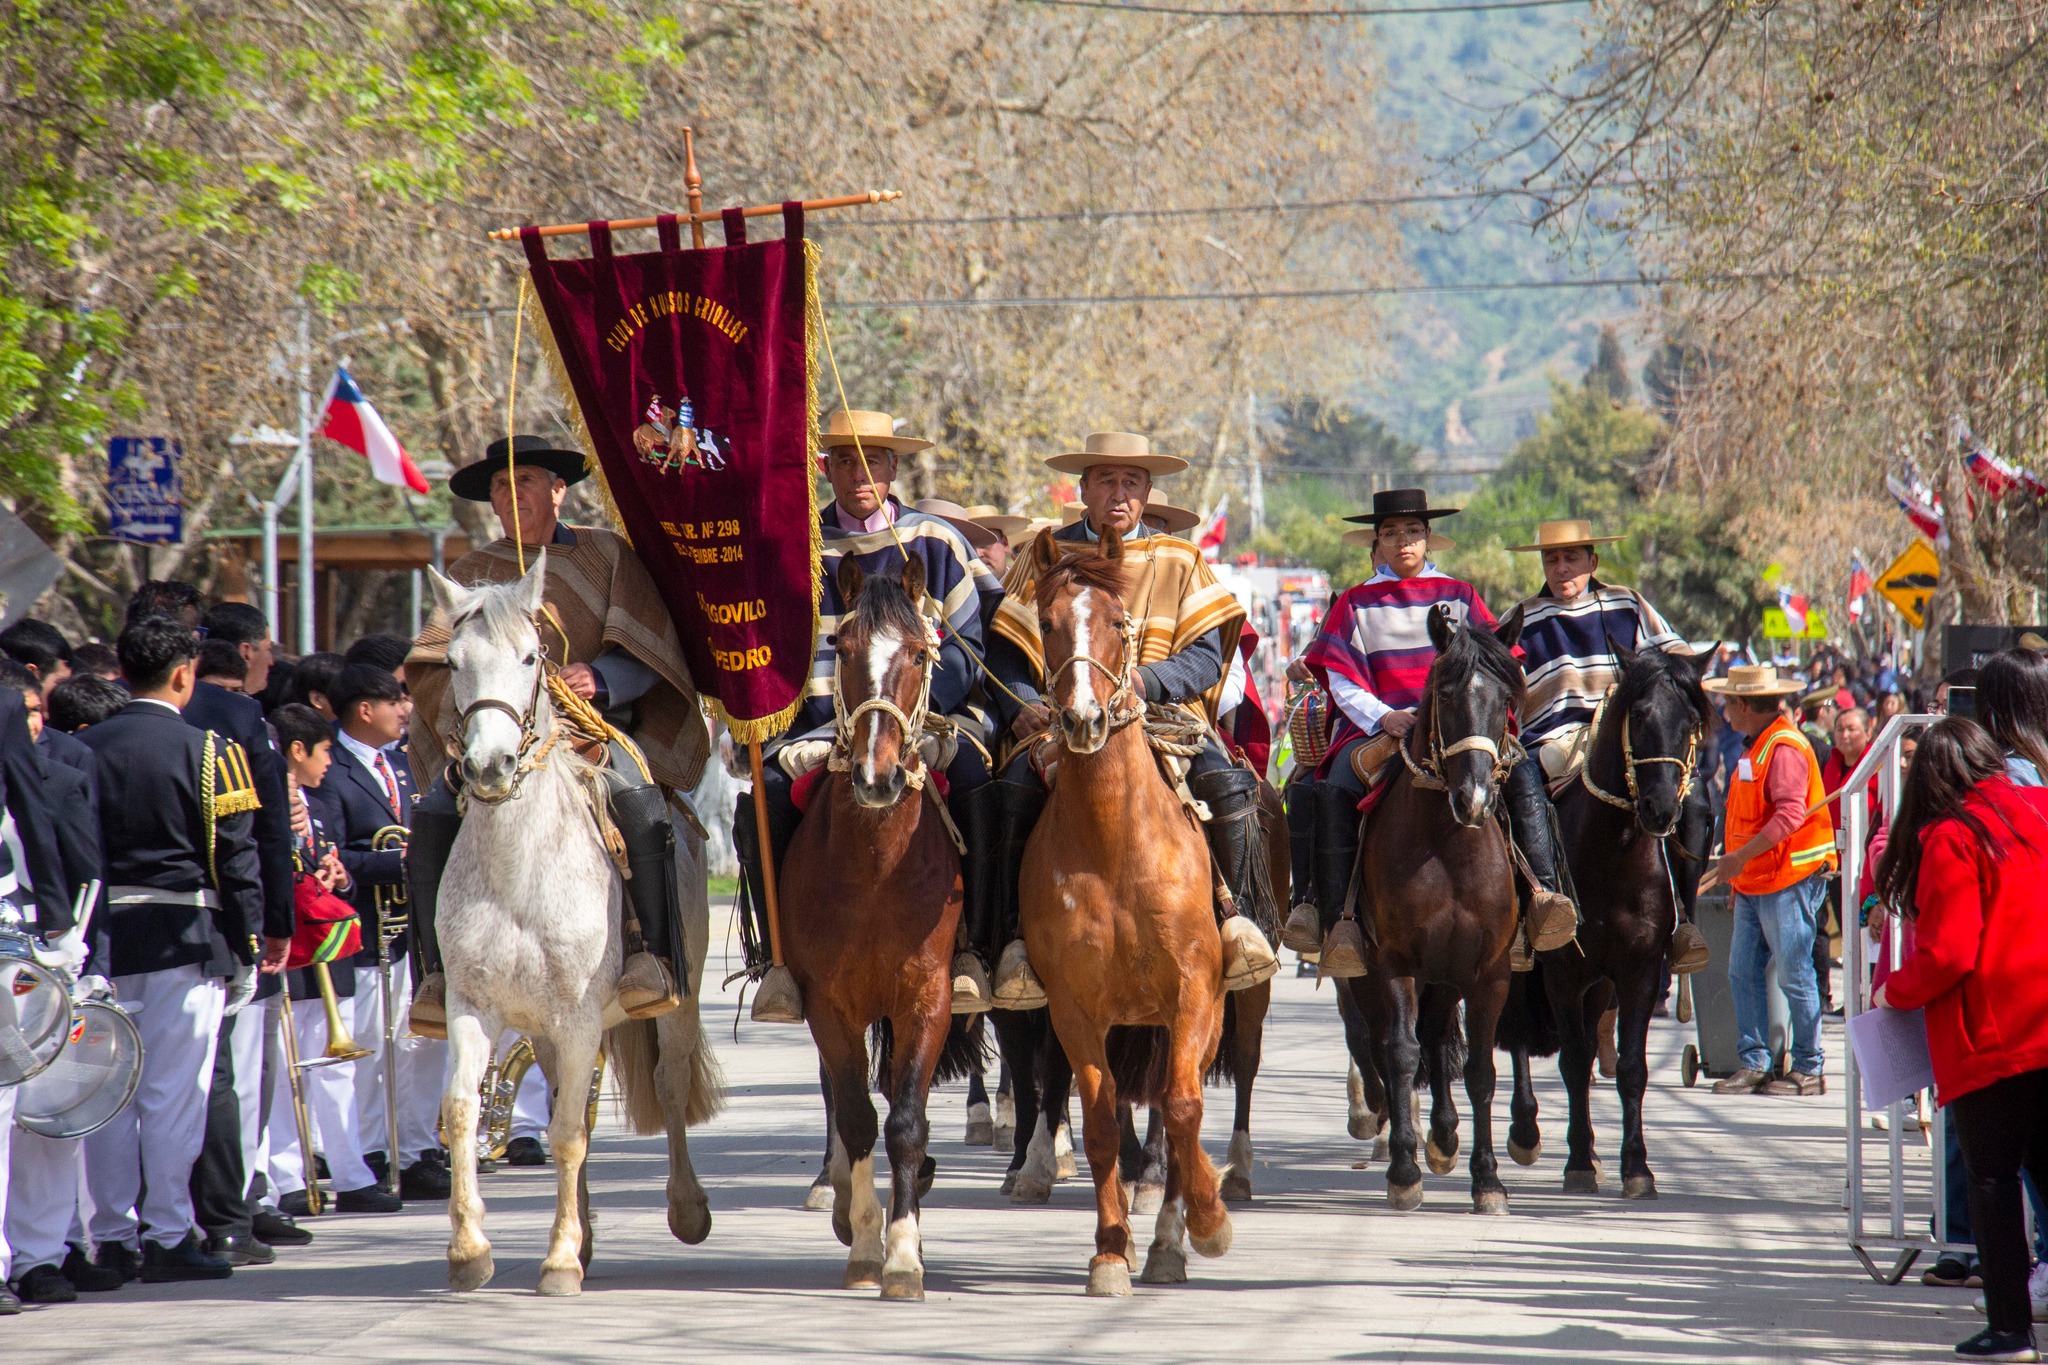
[1019,527,1231,1295]
[1497,644,1711,1199]
[1339,605,1523,1213]
[778,556,977,1299]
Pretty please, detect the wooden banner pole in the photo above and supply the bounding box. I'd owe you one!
[747,739,785,966]
[684,127,706,250]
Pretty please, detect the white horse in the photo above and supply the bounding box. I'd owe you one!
[428,553,723,1295]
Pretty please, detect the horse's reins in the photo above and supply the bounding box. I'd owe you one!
[1577,685,1703,818]
[450,657,557,806]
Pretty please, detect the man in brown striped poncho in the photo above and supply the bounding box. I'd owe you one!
[403,435,711,1034]
[982,432,1280,1007]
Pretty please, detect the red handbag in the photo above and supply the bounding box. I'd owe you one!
[287,873,363,971]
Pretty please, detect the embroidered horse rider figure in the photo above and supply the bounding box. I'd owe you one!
[404,434,711,1035]
[1292,487,1574,976]
[736,410,999,1024]
[982,431,1280,1007]
[1506,518,1709,972]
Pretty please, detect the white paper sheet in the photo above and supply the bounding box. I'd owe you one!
[1848,1006,1936,1111]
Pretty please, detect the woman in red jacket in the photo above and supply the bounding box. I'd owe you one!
[1876,718,2048,1362]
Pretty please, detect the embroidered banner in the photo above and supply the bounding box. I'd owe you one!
[521,207,819,742]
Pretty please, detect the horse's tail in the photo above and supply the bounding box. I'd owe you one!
[869,1013,989,1091]
[1105,1025,1172,1108]
[1206,992,1242,1086]
[606,1009,726,1135]
[1494,962,1560,1059]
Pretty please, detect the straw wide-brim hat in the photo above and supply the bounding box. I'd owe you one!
[1141,489,1201,535]
[913,498,998,550]
[1343,526,1454,551]
[448,434,588,502]
[817,408,933,455]
[1342,486,1460,526]
[961,503,1029,539]
[1507,518,1625,554]
[1043,431,1187,477]
[1009,516,1060,548]
[1703,665,1806,698]
[1061,501,1086,527]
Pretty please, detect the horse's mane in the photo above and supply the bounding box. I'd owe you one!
[447,573,541,647]
[1432,616,1524,708]
[1611,646,1712,730]
[1035,550,1128,610]
[849,571,927,641]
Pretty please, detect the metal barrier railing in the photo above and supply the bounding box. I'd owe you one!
[1838,712,1961,1284]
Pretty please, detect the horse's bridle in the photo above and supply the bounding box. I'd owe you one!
[829,618,941,793]
[1398,693,1521,795]
[1042,610,1143,745]
[448,636,556,806]
[1579,685,1702,820]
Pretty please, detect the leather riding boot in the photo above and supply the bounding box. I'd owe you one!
[1280,778,1322,955]
[610,782,685,1020]
[989,779,1048,1010]
[1190,766,1280,992]
[403,778,461,1040]
[1313,782,1368,979]
[732,793,804,1024]
[1504,756,1579,953]
[949,784,999,1015]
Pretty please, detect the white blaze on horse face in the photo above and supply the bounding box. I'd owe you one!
[1067,588,1097,713]
[858,627,903,786]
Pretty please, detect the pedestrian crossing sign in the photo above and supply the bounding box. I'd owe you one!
[1876,541,1940,630]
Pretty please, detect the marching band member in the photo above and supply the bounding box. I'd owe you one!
[406,435,711,1033]
[982,432,1279,1006]
[735,412,997,1023]
[79,617,267,1283]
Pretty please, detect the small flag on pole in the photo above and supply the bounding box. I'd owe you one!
[1847,552,1873,621]
[1197,493,1230,562]
[317,367,430,494]
[1885,471,1947,548]
[1777,585,1809,636]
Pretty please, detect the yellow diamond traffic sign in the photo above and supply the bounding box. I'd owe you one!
[1876,540,1940,630]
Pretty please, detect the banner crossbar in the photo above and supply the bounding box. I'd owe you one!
[488,192,902,243]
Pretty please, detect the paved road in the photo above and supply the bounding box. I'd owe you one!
[8,939,1973,1364]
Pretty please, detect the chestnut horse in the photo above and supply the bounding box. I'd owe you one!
[1338,604,1524,1214]
[778,556,978,1299]
[1019,527,1231,1296]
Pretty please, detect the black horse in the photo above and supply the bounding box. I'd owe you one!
[1497,644,1713,1199]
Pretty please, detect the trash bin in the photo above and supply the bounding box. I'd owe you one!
[1680,890,1791,1086]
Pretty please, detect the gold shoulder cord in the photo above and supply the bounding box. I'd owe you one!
[202,730,218,891]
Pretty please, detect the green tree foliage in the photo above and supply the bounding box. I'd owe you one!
[1588,325,1632,403]
[1271,400,1419,486]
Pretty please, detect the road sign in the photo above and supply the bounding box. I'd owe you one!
[1762,605,1831,640]
[1875,540,1940,629]
[106,436,184,544]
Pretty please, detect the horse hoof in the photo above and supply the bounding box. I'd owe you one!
[999,1170,1019,1196]
[881,1268,925,1300]
[1010,1174,1053,1205]
[1221,1170,1253,1204]
[448,1251,496,1292]
[964,1118,994,1147]
[1562,1168,1601,1194]
[992,1124,1015,1154]
[1056,1151,1078,1181]
[844,1259,884,1289]
[1141,1246,1188,1284]
[668,1200,712,1245]
[1473,1189,1509,1216]
[1425,1134,1458,1176]
[916,1155,937,1200]
[1086,1256,1134,1297]
[832,1203,854,1246]
[1348,1113,1374,1141]
[1130,1182,1164,1216]
[805,1175,835,1212]
[536,1266,583,1297]
[1508,1136,1541,1166]
[1371,1135,1390,1162]
[1189,1213,1233,1258]
[1623,1174,1659,1201]
[1387,1180,1424,1212]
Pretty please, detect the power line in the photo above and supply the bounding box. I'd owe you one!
[1026,0,1586,16]
[822,274,1681,309]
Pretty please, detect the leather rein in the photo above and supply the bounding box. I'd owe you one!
[446,625,559,807]
[1578,684,1702,817]
[1397,689,1522,795]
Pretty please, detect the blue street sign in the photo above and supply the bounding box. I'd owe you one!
[107,436,184,544]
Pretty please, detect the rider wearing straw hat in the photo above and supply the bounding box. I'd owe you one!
[1504,518,1709,973]
[982,432,1280,1006]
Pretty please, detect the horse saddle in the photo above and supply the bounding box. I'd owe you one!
[1348,730,1403,791]
[1536,722,1592,795]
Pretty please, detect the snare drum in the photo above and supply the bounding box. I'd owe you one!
[14,997,143,1138]
[0,926,71,1088]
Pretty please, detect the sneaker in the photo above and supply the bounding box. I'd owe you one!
[1762,1071,1826,1097]
[1221,916,1280,991]
[503,1136,549,1167]
[201,1234,275,1267]
[950,952,993,1015]
[400,1157,453,1201]
[1711,1068,1771,1094]
[13,1263,78,1304]
[93,1240,141,1284]
[250,1211,313,1247]
[1280,901,1322,955]
[1955,1327,2039,1361]
[140,1233,233,1283]
[991,940,1049,1011]
[63,1244,124,1291]
[408,973,449,1040]
[1927,1255,1979,1288]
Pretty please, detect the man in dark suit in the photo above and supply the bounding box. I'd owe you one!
[78,617,267,1284]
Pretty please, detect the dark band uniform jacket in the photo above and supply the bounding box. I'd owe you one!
[38,750,103,917]
[79,699,266,979]
[308,738,416,963]
[36,723,98,798]
[0,687,71,932]
[185,679,297,943]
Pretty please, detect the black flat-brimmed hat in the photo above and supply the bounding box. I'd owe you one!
[1342,487,1461,526]
[448,435,590,502]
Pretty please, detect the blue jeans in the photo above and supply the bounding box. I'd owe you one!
[1730,874,1827,1075]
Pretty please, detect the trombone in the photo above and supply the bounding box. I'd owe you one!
[275,973,324,1216]
[372,824,409,1192]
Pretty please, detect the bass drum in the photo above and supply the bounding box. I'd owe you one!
[14,1001,142,1138]
[0,953,72,1087]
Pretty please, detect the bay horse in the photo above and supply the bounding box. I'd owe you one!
[777,555,979,1299]
[1338,604,1523,1213]
[428,556,722,1295]
[1019,527,1231,1296]
[1496,644,1711,1199]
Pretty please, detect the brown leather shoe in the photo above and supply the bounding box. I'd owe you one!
[1761,1070,1825,1097]
[1280,901,1323,955]
[1668,921,1710,975]
[617,952,681,1020]
[1318,917,1368,979]
[407,974,449,1040]
[1710,1067,1770,1094]
[1526,891,1578,953]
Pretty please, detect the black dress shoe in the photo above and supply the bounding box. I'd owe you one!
[202,1235,276,1267]
[13,1263,77,1303]
[251,1210,313,1246]
[504,1136,549,1167]
[0,1283,19,1315]
[63,1245,124,1292]
[400,1158,453,1200]
[333,1185,403,1214]
[313,1155,331,1181]
[140,1234,233,1283]
[278,1190,314,1219]
[363,1150,390,1186]
[93,1241,141,1284]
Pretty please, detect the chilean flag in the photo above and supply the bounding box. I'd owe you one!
[1847,552,1873,621]
[1197,493,1230,562]
[1778,585,1809,636]
[317,368,430,494]
[1886,472,1947,547]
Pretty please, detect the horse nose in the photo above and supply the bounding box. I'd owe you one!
[1059,703,1106,750]
[1452,784,1490,829]
[852,765,907,809]
[464,750,516,791]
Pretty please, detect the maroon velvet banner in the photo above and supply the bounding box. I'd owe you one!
[521,207,818,742]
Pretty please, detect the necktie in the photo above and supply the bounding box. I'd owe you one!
[373,751,401,818]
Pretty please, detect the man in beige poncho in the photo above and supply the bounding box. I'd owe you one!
[403,434,710,1033]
